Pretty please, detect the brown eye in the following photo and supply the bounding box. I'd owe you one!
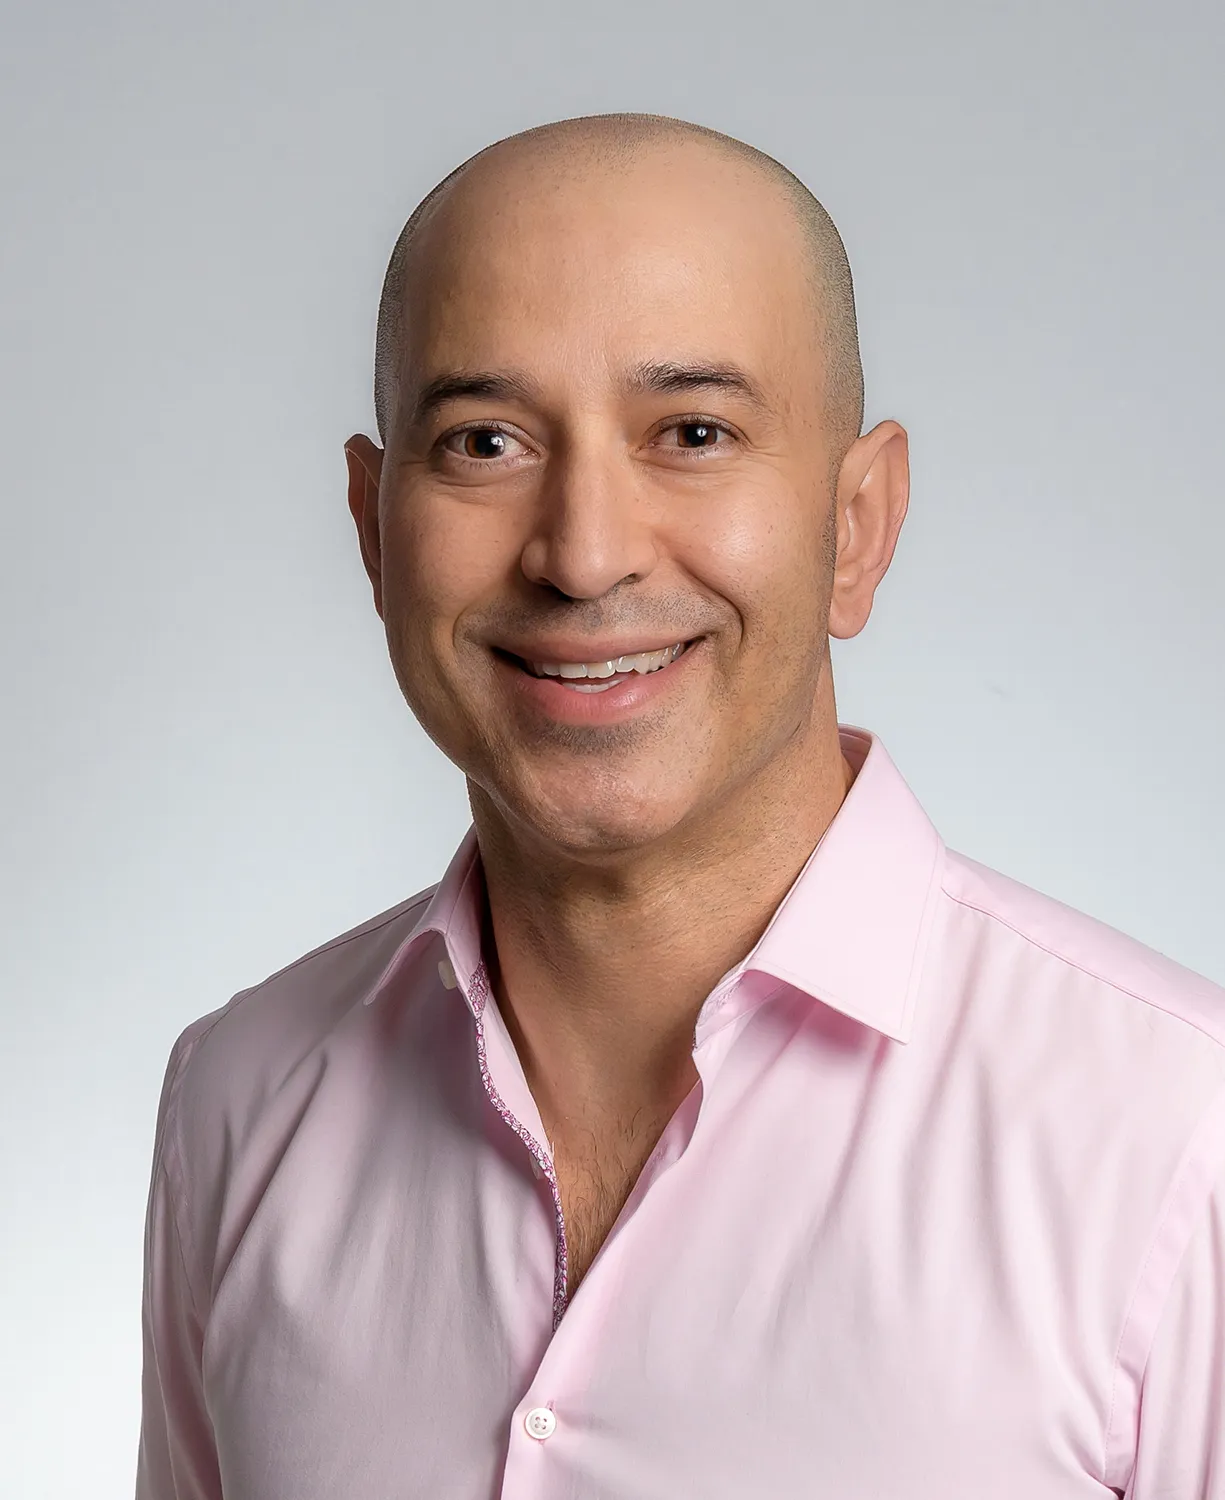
[461,430,509,459]
[438,425,530,471]
[676,422,721,449]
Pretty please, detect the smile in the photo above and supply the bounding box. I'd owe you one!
[491,637,701,721]
[522,641,688,692]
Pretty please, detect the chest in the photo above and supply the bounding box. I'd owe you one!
[204,1121,1112,1500]
[199,1010,1132,1500]
[552,1112,673,1292]
[544,1061,703,1292]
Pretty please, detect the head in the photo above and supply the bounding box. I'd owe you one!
[346,113,908,862]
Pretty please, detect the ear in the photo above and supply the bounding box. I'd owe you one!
[827,420,910,640]
[344,434,386,620]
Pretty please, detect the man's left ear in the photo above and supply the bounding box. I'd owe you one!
[827,420,910,641]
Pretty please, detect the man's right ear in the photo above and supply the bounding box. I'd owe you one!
[344,434,385,620]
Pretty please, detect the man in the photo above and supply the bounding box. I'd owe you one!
[136,113,1225,1498]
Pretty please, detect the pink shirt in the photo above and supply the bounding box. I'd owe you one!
[137,726,1225,1498]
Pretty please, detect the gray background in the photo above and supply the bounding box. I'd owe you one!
[1,0,1222,1492]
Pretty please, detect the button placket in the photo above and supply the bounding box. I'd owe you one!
[467,961,570,1328]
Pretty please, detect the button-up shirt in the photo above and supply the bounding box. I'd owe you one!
[136,726,1225,1498]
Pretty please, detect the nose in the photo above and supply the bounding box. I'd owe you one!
[518,432,659,600]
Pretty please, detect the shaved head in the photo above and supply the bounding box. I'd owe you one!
[346,108,910,871]
[373,112,864,455]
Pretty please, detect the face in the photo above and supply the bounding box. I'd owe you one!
[348,140,907,857]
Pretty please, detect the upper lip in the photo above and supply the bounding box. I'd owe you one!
[494,635,698,664]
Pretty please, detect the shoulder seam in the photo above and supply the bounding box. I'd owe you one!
[198,889,436,1040]
[940,882,1225,1054]
[236,890,435,999]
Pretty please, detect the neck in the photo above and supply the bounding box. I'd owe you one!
[467,684,856,1132]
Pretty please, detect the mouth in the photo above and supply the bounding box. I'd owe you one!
[494,638,698,693]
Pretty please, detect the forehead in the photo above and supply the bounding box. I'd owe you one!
[399,142,818,395]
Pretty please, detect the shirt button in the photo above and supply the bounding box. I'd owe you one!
[524,1406,556,1440]
[437,957,458,990]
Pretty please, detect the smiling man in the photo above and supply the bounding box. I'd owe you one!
[137,114,1225,1499]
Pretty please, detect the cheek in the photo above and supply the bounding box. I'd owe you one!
[382,495,517,646]
[677,480,828,650]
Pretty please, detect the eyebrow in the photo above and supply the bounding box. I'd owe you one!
[406,358,775,427]
[629,359,774,416]
[408,370,541,427]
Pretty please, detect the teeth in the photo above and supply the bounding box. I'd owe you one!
[531,642,686,680]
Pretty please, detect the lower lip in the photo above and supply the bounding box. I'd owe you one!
[494,641,702,725]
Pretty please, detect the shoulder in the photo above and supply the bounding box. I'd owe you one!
[932,851,1225,1397]
[938,847,1225,1059]
[158,885,437,1150]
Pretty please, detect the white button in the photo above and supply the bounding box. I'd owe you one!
[524,1406,556,1440]
[437,957,458,990]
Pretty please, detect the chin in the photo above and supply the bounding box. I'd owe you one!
[499,768,698,859]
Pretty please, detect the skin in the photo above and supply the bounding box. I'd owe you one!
[345,129,910,1286]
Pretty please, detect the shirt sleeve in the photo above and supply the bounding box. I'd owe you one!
[135,1034,223,1500]
[1127,1158,1225,1498]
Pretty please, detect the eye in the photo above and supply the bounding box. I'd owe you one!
[655,419,736,455]
[441,426,529,463]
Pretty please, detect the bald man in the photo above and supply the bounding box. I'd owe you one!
[136,114,1225,1499]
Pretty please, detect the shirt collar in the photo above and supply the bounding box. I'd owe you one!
[730,724,945,1043]
[363,824,485,1014]
[363,725,945,1044]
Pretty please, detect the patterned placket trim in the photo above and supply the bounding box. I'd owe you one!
[467,959,570,1331]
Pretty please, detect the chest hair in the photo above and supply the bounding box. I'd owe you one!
[553,1111,672,1293]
